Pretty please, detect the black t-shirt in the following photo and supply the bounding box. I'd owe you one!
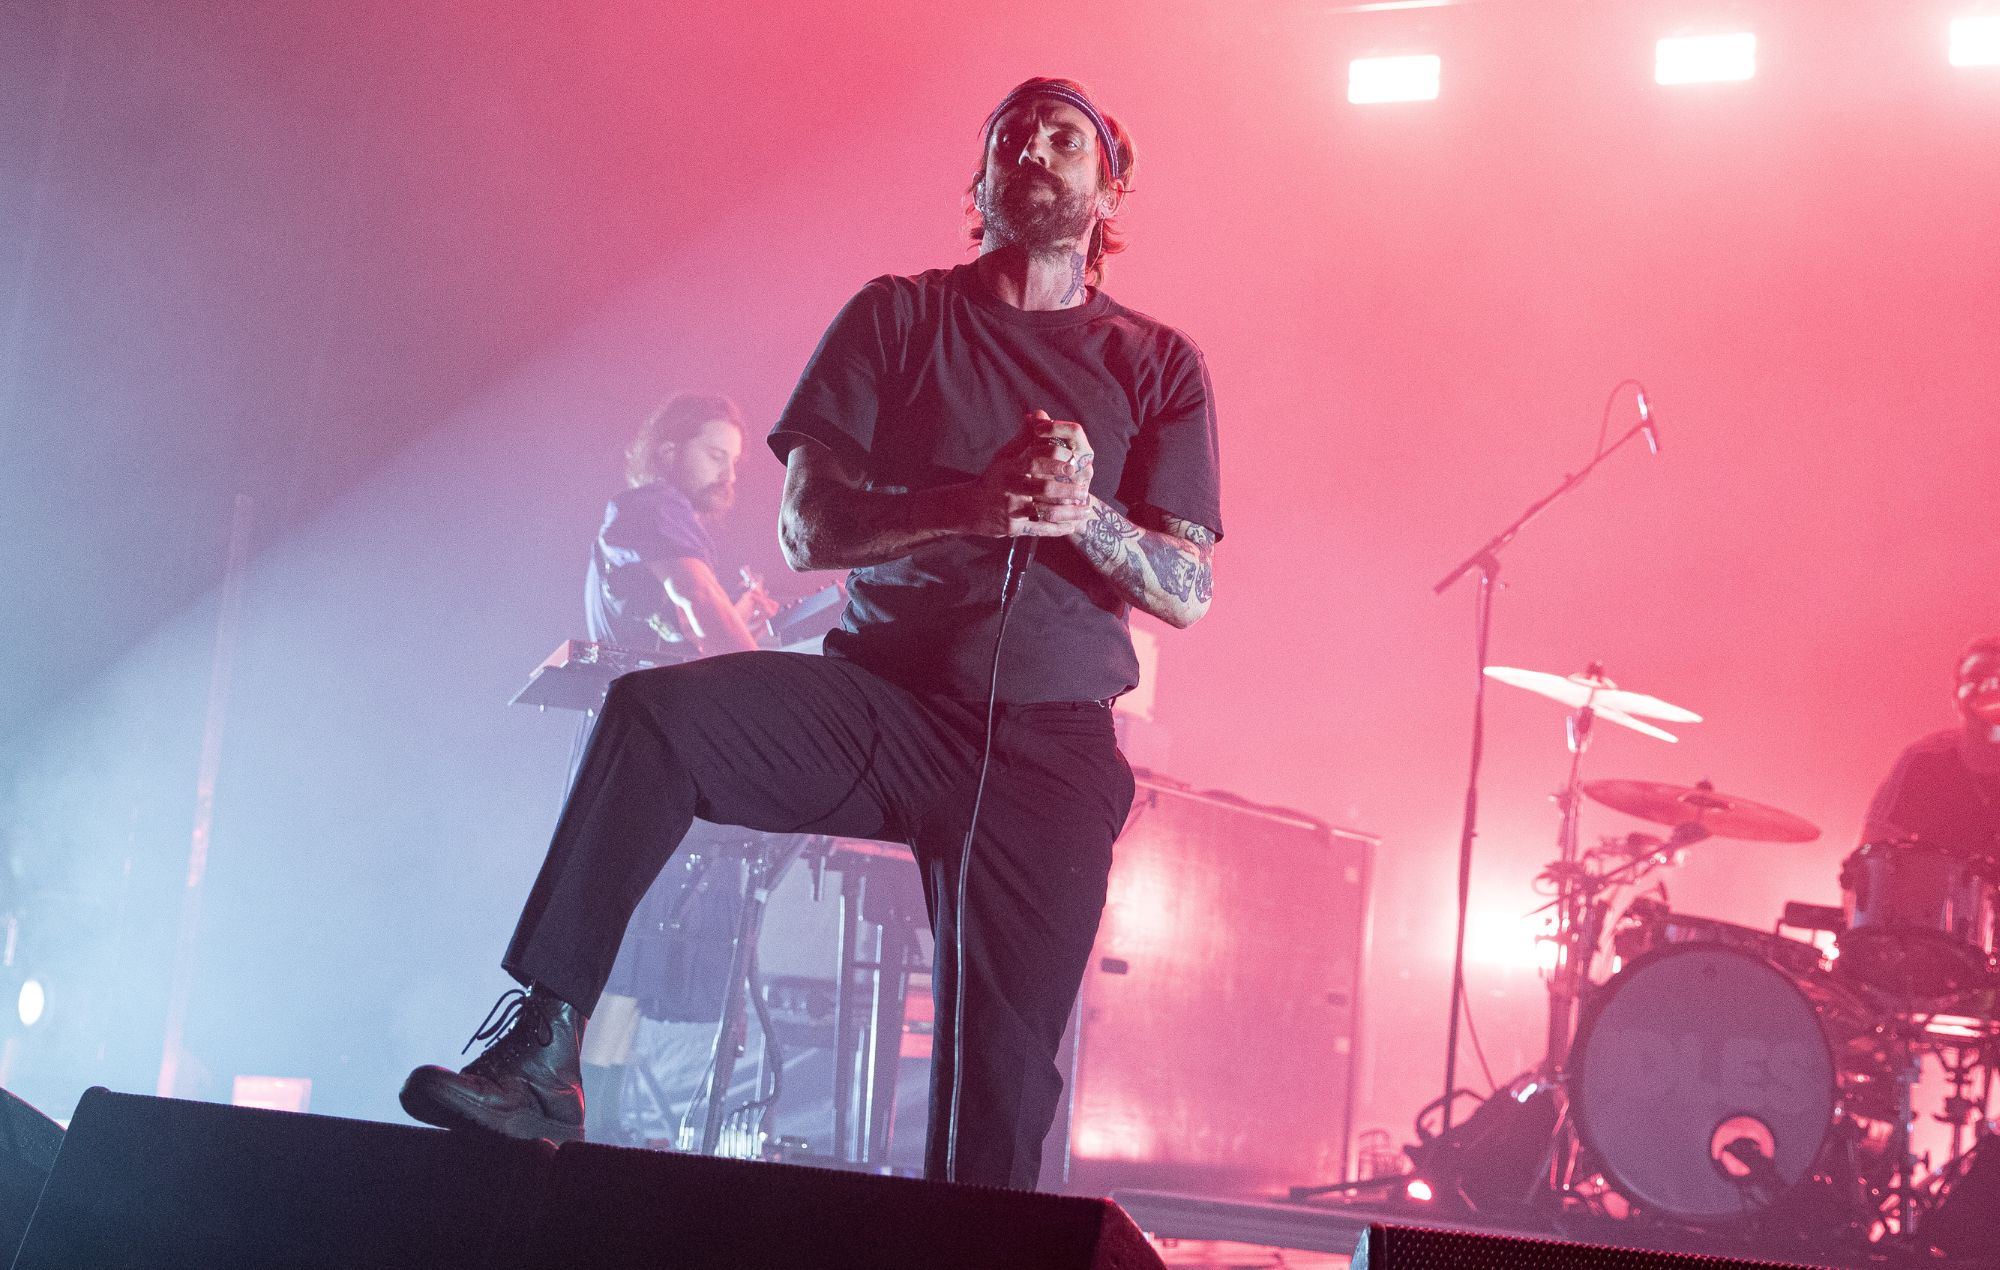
[1863,728,2000,859]
[584,481,717,650]
[769,264,1222,703]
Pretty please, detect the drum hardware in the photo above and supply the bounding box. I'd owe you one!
[1307,646,1994,1257]
[1779,900,1846,936]
[1610,897,1828,982]
[1933,1043,1996,1171]
[1320,666,1719,1217]
[1485,663,1703,1085]
[1379,719,1894,1257]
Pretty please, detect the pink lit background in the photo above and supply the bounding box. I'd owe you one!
[0,0,1995,1179]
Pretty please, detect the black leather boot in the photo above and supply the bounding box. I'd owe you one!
[400,986,586,1144]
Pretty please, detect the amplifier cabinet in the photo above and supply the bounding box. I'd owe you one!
[1046,770,1375,1196]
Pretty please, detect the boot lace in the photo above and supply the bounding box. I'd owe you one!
[460,988,554,1073]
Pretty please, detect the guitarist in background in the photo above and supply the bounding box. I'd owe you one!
[586,392,772,657]
[578,392,774,1141]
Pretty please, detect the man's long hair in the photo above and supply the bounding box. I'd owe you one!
[965,77,1138,287]
[625,393,743,488]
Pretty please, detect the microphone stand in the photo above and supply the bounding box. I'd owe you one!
[1429,414,1655,1137]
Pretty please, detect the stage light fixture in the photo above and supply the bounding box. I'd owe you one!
[1403,1177,1436,1202]
[1952,16,2000,66]
[1348,54,1442,104]
[17,979,44,1028]
[1655,32,1757,85]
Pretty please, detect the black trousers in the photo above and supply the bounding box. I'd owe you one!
[503,651,1135,1189]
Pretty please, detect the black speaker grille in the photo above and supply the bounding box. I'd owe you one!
[1358,1224,1826,1270]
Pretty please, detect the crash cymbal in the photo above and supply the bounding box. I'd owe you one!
[1585,706,1681,744]
[1484,666,1703,724]
[1582,778,1821,843]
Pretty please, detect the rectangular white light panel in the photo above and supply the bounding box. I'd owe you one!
[1951,15,2000,66]
[1348,54,1442,104]
[1655,32,1758,85]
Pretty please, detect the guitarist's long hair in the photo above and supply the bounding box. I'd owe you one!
[626,393,744,489]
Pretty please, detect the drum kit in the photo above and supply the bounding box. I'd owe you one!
[1411,663,2000,1259]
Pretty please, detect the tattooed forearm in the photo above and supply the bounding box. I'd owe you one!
[781,445,958,570]
[1081,502,1140,558]
[1139,536,1198,602]
[1072,501,1216,628]
[1163,517,1216,606]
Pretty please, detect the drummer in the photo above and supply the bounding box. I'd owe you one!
[1862,636,2000,858]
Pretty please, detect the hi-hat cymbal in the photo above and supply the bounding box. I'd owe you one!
[1484,666,1703,724]
[1582,778,1822,843]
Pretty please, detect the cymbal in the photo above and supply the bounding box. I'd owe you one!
[1484,666,1703,724]
[1585,707,1680,745]
[1582,778,1822,843]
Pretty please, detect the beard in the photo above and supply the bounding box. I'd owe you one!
[689,480,735,517]
[976,168,1095,255]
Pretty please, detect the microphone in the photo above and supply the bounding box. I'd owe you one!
[1003,536,1038,605]
[1637,390,1662,456]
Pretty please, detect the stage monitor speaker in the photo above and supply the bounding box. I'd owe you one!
[1047,771,1375,1196]
[12,1087,553,1270]
[526,1140,1165,1270]
[1924,1133,2000,1261]
[0,1086,61,1264]
[1351,1223,1822,1270]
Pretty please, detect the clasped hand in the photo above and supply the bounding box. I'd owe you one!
[959,410,1096,538]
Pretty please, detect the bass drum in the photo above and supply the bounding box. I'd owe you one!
[1571,943,1888,1224]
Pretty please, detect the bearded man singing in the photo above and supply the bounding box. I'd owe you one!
[401,76,1223,1191]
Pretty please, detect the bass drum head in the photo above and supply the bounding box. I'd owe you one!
[1571,943,1837,1223]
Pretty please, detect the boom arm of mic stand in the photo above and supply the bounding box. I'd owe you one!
[1431,419,1657,597]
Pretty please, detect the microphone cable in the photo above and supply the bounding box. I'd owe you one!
[943,531,1036,1183]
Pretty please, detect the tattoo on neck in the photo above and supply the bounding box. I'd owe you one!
[1061,254,1086,305]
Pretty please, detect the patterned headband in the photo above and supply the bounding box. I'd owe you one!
[981,82,1127,182]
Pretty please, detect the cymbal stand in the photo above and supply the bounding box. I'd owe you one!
[1933,1030,1995,1167]
[1879,1018,1927,1241]
[1897,1024,1996,1238]
[1539,689,1600,1084]
[1527,710,1707,1200]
